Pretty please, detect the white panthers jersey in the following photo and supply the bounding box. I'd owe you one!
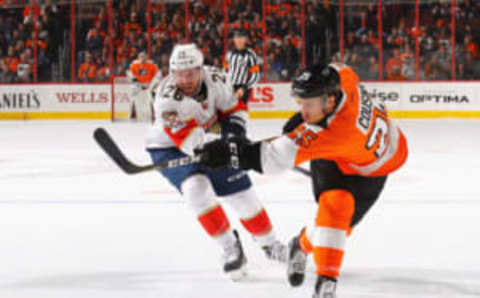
[145,66,248,155]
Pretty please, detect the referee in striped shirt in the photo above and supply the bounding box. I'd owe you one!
[224,29,261,104]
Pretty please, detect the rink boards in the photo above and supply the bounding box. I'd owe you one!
[0,82,479,120]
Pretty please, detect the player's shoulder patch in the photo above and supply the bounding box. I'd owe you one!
[161,110,185,130]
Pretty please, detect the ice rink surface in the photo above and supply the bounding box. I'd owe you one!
[1,119,480,298]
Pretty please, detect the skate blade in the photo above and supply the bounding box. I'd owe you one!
[227,265,248,281]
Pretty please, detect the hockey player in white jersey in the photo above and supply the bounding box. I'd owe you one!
[145,44,286,280]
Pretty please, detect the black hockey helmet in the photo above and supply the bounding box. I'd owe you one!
[291,64,340,99]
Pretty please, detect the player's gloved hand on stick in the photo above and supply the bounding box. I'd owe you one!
[195,137,262,172]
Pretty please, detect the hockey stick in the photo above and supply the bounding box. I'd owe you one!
[93,128,200,175]
[294,166,311,177]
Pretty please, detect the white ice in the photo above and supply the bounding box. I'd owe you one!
[1,119,479,298]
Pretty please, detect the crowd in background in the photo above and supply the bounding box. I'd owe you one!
[337,0,480,80]
[0,0,479,83]
[0,0,64,82]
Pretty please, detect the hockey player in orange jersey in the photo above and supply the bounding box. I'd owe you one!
[196,63,408,297]
[127,51,162,122]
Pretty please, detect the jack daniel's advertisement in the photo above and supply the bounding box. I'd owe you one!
[0,90,41,110]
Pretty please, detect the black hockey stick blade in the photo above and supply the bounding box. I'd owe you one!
[93,128,199,174]
[294,166,311,177]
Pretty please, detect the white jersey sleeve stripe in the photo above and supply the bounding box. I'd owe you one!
[260,136,298,174]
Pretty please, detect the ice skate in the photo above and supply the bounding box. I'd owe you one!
[223,230,247,281]
[287,234,307,287]
[312,276,337,298]
[262,240,287,263]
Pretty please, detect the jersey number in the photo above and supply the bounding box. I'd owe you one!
[287,126,317,148]
[212,73,226,83]
[208,66,227,83]
[366,115,389,157]
[164,85,183,101]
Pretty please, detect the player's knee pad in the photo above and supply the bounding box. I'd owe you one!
[222,187,262,218]
[181,174,218,214]
[183,175,231,237]
[316,189,355,229]
[223,188,273,240]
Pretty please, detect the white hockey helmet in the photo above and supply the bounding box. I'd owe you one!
[169,43,204,72]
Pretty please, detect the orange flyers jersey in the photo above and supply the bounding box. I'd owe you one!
[129,59,159,83]
[260,63,408,177]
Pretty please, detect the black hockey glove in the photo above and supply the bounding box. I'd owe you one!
[282,112,304,134]
[221,115,246,139]
[195,137,263,173]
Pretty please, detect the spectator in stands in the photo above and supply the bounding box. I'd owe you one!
[385,48,405,80]
[0,32,7,57]
[463,33,479,59]
[4,45,19,74]
[424,49,448,80]
[17,23,29,42]
[158,53,169,75]
[96,57,110,82]
[419,31,436,64]
[78,52,97,82]
[366,55,379,80]
[400,44,415,79]
[17,51,32,82]
[212,56,222,68]
[353,34,375,73]
[86,27,104,53]
[345,31,356,51]
[116,43,129,73]
[457,51,477,80]
[124,12,142,35]
[0,16,8,43]
[272,44,286,77]
[0,59,16,83]
[129,47,139,64]
[282,37,299,80]
[433,43,451,79]
[26,32,47,52]
[264,53,280,81]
